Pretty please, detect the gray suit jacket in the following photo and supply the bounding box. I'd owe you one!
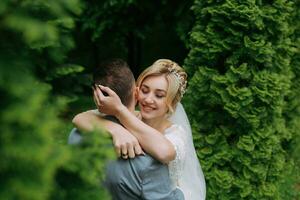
[68,128,184,200]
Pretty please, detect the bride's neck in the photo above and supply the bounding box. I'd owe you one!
[143,117,171,133]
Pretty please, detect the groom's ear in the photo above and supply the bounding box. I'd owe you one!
[134,87,139,102]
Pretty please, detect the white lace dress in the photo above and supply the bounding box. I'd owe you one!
[164,124,187,194]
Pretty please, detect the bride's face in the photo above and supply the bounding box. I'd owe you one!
[137,75,169,120]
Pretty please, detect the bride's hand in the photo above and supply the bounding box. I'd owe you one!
[93,85,125,116]
[111,126,145,159]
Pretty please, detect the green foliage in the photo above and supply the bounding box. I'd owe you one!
[0,0,85,115]
[0,0,89,101]
[74,0,193,71]
[279,0,300,198]
[81,0,140,41]
[80,0,193,42]
[51,131,114,200]
[184,0,299,199]
[0,76,66,200]
[0,1,112,199]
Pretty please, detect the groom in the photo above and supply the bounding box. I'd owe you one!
[69,59,184,200]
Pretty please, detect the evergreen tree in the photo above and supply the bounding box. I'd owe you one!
[0,1,112,199]
[279,0,300,198]
[184,0,299,199]
[71,0,193,73]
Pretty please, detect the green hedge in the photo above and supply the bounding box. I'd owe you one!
[0,1,112,199]
[184,0,299,199]
[279,0,300,198]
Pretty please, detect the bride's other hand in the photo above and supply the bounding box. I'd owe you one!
[93,85,125,116]
[111,126,145,159]
[72,110,144,159]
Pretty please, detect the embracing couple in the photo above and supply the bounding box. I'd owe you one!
[69,59,206,199]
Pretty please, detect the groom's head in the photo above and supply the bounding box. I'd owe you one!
[93,59,136,109]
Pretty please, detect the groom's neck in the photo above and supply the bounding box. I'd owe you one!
[127,101,136,113]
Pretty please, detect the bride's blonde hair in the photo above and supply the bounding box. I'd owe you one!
[136,59,187,115]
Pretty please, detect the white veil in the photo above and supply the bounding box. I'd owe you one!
[169,102,206,200]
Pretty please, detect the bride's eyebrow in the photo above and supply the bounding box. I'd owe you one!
[141,84,149,88]
[142,84,166,92]
[156,89,166,94]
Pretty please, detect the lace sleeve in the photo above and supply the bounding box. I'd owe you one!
[164,125,187,187]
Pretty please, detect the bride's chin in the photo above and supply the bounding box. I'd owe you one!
[140,111,153,120]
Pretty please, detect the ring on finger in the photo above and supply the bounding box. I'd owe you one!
[122,153,128,158]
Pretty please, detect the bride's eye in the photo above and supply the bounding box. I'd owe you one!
[156,93,165,98]
[141,88,149,94]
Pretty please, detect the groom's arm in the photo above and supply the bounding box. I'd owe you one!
[72,110,144,158]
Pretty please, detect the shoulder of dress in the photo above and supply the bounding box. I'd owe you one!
[164,124,185,134]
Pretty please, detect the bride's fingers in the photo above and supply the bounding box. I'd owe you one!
[98,85,116,97]
[95,86,105,100]
[127,145,135,159]
[121,145,128,159]
[134,144,145,156]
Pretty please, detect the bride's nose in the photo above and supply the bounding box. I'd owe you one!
[144,94,154,104]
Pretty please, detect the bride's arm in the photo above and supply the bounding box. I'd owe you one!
[73,110,117,134]
[116,106,176,163]
[72,110,143,158]
[95,85,176,164]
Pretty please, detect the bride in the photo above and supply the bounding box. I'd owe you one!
[76,59,205,199]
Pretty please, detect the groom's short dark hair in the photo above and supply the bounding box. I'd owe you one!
[93,59,135,107]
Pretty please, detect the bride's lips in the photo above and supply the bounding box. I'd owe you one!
[141,104,155,112]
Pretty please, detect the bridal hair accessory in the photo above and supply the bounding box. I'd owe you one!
[167,66,187,98]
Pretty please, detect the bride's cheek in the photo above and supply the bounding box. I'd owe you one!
[137,93,145,102]
[137,92,142,100]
